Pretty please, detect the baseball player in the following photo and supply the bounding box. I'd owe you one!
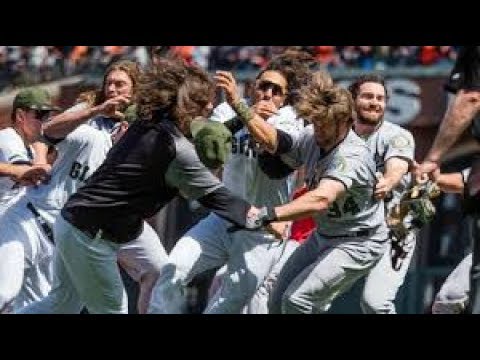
[149,61,307,314]
[0,87,59,313]
[25,57,268,315]
[202,65,332,315]
[15,60,169,314]
[240,81,390,314]
[339,74,417,314]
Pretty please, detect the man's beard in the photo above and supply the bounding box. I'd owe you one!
[356,111,384,125]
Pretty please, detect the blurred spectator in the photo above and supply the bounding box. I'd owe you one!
[0,45,461,94]
[312,46,342,68]
[419,46,441,66]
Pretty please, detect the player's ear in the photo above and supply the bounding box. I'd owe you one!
[13,108,28,126]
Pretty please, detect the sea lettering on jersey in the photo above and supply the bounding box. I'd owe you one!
[231,133,258,158]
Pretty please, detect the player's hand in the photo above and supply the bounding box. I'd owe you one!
[252,100,278,120]
[111,121,129,143]
[96,95,131,120]
[214,71,241,105]
[374,173,393,200]
[414,160,439,183]
[265,221,290,241]
[11,164,51,186]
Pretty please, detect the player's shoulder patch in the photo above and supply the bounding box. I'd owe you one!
[389,133,412,149]
[329,155,348,174]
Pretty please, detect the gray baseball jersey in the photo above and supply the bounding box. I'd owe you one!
[358,121,415,212]
[282,126,388,241]
[210,102,303,207]
[0,127,34,206]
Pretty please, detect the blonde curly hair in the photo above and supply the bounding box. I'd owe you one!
[295,81,353,126]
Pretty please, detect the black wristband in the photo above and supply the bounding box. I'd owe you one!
[264,206,278,224]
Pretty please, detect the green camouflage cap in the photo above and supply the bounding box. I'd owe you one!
[13,87,60,111]
[191,118,232,169]
[122,104,138,123]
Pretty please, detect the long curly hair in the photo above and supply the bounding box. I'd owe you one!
[76,60,141,107]
[264,50,319,106]
[136,56,214,133]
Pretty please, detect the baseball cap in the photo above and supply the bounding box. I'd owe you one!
[122,104,138,123]
[13,87,61,112]
[191,118,232,169]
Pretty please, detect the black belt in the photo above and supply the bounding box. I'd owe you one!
[318,229,370,239]
[26,202,55,244]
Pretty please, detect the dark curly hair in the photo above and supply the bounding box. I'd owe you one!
[136,56,215,134]
[263,50,319,106]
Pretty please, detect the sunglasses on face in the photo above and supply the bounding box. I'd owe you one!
[256,80,286,97]
[31,109,52,122]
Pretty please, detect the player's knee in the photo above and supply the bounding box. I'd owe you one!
[148,264,189,314]
[360,291,395,314]
[157,263,186,289]
[281,289,310,314]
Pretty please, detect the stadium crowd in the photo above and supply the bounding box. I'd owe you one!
[0,46,459,93]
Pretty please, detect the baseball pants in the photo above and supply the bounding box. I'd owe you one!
[18,214,167,314]
[432,253,471,314]
[268,232,387,314]
[361,231,417,314]
[148,212,285,314]
[0,203,54,313]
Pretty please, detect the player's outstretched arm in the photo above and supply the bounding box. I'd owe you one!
[272,178,345,222]
[0,163,49,186]
[422,90,480,170]
[43,95,130,139]
[375,157,410,200]
[433,170,465,194]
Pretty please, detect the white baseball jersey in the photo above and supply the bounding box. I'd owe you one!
[210,101,303,207]
[25,120,114,226]
[0,127,34,206]
[282,126,388,241]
